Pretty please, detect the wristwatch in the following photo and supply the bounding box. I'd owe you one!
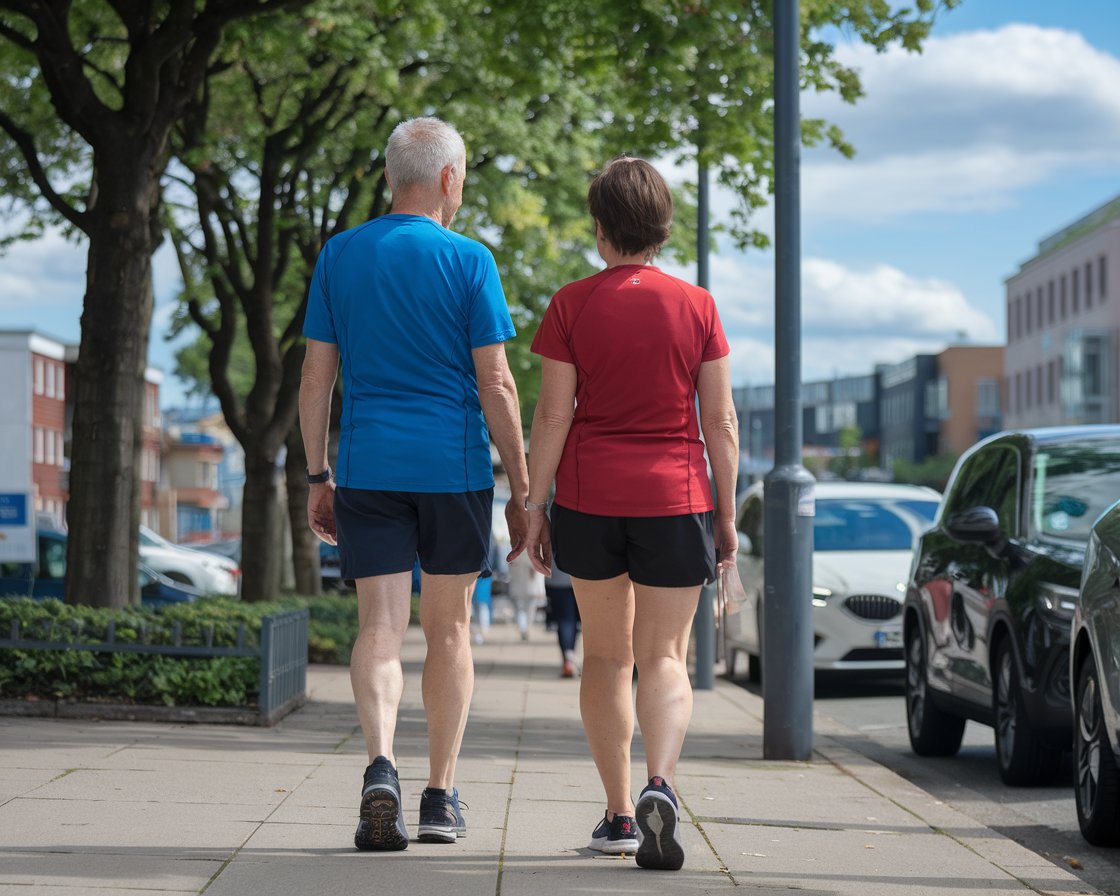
[524,498,549,511]
[306,465,333,484]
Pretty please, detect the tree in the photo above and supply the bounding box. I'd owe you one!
[0,0,307,608]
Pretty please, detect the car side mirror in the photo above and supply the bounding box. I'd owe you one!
[946,506,1002,546]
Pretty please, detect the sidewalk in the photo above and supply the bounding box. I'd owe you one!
[0,621,1100,896]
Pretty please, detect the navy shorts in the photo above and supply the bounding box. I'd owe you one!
[550,504,716,588]
[333,487,493,580]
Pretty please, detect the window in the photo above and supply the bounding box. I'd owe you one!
[1101,255,1108,301]
[45,429,54,466]
[1049,281,1057,321]
[33,427,43,463]
[977,378,1000,417]
[56,432,65,467]
[45,363,55,398]
[1075,267,1083,309]
[1048,288,1055,324]
[34,359,43,395]
[56,366,64,401]
[1014,371,1023,413]
[1048,360,1057,404]
[1086,261,1093,303]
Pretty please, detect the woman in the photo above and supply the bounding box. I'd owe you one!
[525,156,738,871]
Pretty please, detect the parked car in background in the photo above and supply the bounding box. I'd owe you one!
[139,525,240,595]
[726,481,940,680]
[905,425,1120,786]
[0,529,204,607]
[1071,498,1120,846]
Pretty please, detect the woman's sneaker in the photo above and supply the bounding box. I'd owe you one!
[418,787,467,843]
[635,776,684,870]
[354,756,409,851]
[588,811,639,854]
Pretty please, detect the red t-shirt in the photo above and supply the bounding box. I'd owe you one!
[530,264,730,517]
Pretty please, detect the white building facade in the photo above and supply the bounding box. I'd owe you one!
[1005,195,1119,429]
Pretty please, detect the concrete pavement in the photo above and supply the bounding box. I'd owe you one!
[0,620,1101,895]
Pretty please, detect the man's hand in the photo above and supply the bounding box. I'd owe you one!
[307,481,337,545]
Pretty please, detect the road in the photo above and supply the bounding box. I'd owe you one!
[728,671,1120,896]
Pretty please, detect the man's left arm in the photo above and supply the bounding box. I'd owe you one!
[473,342,530,558]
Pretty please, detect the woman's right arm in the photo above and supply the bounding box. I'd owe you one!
[698,355,740,569]
[526,357,577,574]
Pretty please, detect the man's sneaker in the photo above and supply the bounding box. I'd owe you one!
[417,787,467,843]
[354,756,408,851]
[635,776,684,870]
[588,811,639,854]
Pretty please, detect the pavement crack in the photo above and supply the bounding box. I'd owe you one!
[681,793,740,886]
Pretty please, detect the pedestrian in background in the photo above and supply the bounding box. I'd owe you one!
[299,116,529,852]
[507,549,544,640]
[524,156,738,871]
[545,564,580,678]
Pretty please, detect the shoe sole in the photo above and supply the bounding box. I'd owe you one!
[417,824,458,844]
[635,793,684,870]
[588,837,639,855]
[354,786,409,851]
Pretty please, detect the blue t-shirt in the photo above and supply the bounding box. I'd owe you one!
[303,214,515,491]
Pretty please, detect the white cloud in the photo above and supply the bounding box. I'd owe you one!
[800,24,1120,218]
[664,252,999,387]
[0,229,86,311]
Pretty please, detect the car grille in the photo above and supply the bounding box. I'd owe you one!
[843,594,901,621]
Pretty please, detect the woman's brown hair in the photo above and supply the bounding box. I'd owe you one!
[587,156,673,259]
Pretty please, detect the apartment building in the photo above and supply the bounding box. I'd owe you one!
[0,329,163,532]
[737,344,1004,473]
[0,331,70,531]
[1005,194,1119,428]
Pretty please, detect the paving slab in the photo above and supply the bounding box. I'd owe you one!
[0,621,1103,896]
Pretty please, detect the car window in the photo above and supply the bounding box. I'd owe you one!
[943,445,1016,521]
[897,499,939,523]
[737,494,763,556]
[37,536,66,579]
[987,449,1021,535]
[812,500,916,552]
[1032,440,1120,541]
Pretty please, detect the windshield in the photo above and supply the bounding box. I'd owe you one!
[1033,440,1120,541]
[813,498,938,552]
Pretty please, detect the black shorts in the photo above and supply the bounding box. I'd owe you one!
[334,487,493,580]
[550,504,716,588]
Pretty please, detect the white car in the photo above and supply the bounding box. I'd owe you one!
[139,526,240,596]
[726,481,940,679]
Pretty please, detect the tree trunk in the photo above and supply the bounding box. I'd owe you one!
[65,168,156,609]
[284,423,321,596]
[240,447,282,602]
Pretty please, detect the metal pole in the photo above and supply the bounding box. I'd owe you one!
[764,0,814,760]
[693,158,715,690]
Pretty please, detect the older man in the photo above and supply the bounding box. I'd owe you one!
[299,117,529,851]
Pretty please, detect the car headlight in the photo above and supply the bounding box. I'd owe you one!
[812,586,832,607]
[1036,582,1078,620]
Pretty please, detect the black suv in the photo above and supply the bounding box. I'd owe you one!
[904,426,1120,785]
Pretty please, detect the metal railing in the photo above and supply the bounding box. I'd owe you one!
[0,607,309,726]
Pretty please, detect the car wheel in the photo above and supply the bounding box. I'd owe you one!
[905,622,965,756]
[1074,657,1120,845]
[993,638,1061,786]
[165,571,196,587]
[746,652,762,683]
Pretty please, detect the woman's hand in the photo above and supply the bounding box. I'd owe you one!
[525,509,553,576]
[714,516,738,573]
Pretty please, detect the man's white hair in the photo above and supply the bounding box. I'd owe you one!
[385,117,466,190]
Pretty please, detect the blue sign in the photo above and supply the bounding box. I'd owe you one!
[0,493,28,525]
[0,492,34,562]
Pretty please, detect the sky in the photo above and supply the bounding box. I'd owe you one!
[2,0,1119,407]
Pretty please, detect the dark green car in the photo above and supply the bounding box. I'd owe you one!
[904,426,1120,786]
